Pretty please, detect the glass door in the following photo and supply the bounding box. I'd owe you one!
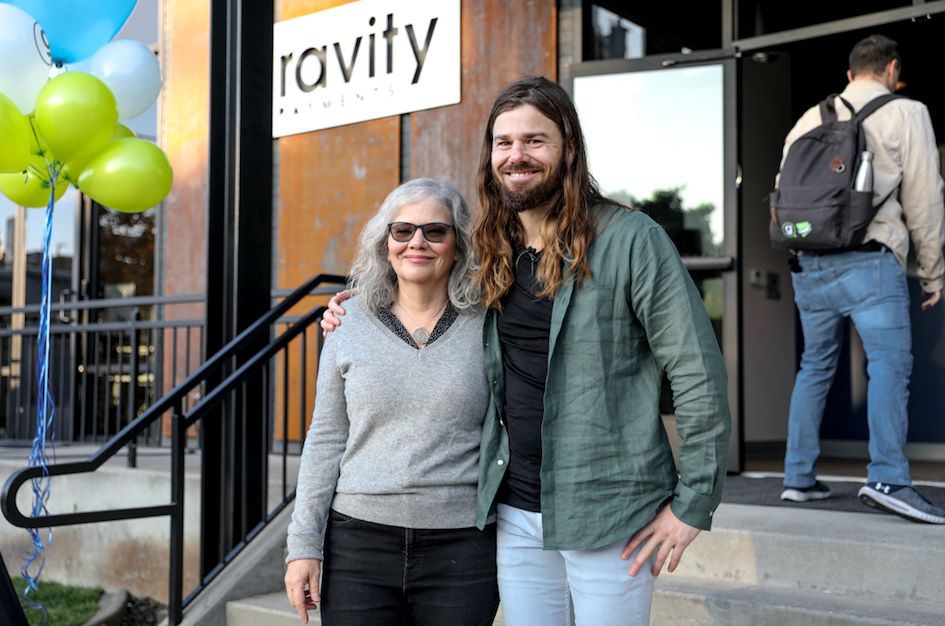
[569,52,741,471]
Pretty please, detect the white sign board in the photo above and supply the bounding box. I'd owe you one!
[272,0,461,137]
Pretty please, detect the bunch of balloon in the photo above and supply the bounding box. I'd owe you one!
[0,2,173,210]
[0,0,173,601]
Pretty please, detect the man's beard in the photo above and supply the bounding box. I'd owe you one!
[496,167,562,213]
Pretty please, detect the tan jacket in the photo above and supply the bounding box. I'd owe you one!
[780,79,945,293]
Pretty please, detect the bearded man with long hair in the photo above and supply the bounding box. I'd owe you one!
[471,76,731,625]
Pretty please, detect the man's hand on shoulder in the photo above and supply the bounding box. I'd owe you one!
[621,504,701,577]
[921,290,941,311]
[320,289,352,337]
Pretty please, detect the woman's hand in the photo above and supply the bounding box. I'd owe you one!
[284,558,321,623]
[320,289,353,338]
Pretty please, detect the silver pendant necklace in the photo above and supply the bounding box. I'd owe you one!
[412,326,431,345]
[396,300,448,346]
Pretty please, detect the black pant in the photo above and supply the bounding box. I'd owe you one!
[320,509,499,626]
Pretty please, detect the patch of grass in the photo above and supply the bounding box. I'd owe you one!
[12,576,103,626]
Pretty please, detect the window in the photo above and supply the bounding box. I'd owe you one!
[573,65,726,257]
[584,2,723,60]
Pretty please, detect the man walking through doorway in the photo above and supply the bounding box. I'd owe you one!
[776,34,945,524]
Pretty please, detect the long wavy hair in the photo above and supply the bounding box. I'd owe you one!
[349,177,480,312]
[473,76,607,308]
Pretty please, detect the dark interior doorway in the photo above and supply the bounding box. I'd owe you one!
[775,18,945,140]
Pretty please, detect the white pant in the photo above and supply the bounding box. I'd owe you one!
[496,504,656,626]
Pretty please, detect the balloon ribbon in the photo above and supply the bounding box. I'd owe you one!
[21,164,59,612]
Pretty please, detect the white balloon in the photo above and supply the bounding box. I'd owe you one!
[86,39,163,122]
[0,4,53,114]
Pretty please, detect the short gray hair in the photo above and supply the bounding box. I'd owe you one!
[349,178,480,311]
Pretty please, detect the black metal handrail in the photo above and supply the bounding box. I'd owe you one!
[0,294,205,317]
[0,272,346,623]
[0,318,203,337]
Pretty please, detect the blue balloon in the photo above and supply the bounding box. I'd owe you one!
[0,0,137,63]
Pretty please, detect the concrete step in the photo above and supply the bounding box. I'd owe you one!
[230,584,944,626]
[226,591,506,626]
[226,504,945,625]
[226,591,315,626]
[674,503,945,606]
[652,575,945,626]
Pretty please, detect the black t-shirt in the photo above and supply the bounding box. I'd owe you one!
[496,245,552,512]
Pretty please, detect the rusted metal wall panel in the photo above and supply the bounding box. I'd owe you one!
[276,0,401,290]
[275,0,400,440]
[161,1,210,311]
[410,0,557,203]
[276,119,400,286]
[274,112,400,442]
[160,0,209,434]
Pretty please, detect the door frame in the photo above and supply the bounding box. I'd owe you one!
[732,1,945,52]
[566,49,742,471]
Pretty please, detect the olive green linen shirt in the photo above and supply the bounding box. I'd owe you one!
[475,205,731,550]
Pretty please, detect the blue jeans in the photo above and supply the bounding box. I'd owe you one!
[784,248,913,488]
[320,509,499,626]
[496,504,655,626]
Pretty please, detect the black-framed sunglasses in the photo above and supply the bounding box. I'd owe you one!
[387,222,455,243]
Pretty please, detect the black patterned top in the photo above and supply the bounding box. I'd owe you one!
[376,302,458,349]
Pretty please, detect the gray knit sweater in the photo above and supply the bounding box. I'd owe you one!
[286,297,489,562]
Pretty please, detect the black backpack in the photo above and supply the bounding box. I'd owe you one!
[769,93,901,250]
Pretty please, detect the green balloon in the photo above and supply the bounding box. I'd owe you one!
[77,138,173,213]
[0,155,68,208]
[63,123,137,183]
[33,72,118,164]
[113,124,136,140]
[0,92,32,174]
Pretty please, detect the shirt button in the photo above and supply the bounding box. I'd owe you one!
[497,459,505,466]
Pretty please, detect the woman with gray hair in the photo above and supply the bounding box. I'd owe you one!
[284,178,498,625]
